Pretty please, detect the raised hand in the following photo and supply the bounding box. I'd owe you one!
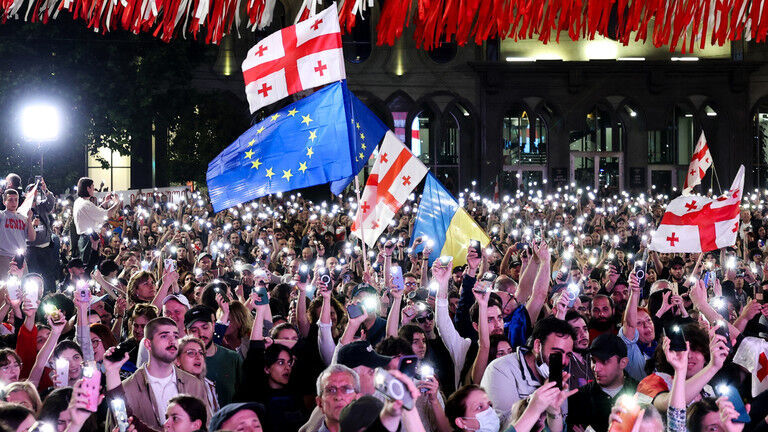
[662,337,689,374]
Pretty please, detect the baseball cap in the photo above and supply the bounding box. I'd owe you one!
[589,334,628,361]
[197,253,213,262]
[67,258,85,269]
[208,402,265,432]
[509,258,522,267]
[163,293,191,310]
[336,341,392,369]
[184,305,214,328]
[239,264,255,274]
[339,396,383,432]
[350,284,377,299]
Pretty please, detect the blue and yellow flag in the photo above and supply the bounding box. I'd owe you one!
[410,173,490,267]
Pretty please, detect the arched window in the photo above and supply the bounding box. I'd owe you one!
[502,105,547,166]
[411,110,434,165]
[438,113,459,165]
[501,104,548,191]
[342,9,372,63]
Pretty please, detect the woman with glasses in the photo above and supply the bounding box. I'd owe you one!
[89,323,117,366]
[175,336,219,412]
[0,348,23,384]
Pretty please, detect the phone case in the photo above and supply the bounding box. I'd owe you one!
[717,385,750,423]
[82,366,102,412]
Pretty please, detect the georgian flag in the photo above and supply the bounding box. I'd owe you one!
[650,165,744,253]
[241,3,345,114]
[352,131,429,247]
[683,131,712,195]
[733,337,768,397]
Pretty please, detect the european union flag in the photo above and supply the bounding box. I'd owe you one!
[330,84,389,195]
[207,81,355,212]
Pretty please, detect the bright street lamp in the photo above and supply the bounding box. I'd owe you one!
[21,103,61,174]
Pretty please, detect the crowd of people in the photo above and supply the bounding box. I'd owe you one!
[0,170,766,432]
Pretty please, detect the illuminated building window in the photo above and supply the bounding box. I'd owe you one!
[411,111,433,165]
[87,147,131,191]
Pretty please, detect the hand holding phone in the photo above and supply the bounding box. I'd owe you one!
[548,352,563,389]
[715,384,751,423]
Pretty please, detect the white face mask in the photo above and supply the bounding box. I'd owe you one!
[535,350,549,380]
[465,407,501,432]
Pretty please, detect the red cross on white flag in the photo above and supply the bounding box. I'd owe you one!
[682,131,712,195]
[733,336,768,397]
[351,131,429,247]
[649,165,744,253]
[241,3,346,114]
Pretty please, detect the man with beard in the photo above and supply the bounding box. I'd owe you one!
[481,316,575,425]
[588,294,617,342]
[661,256,686,285]
[185,305,242,406]
[566,334,637,432]
[104,317,209,430]
[565,310,593,389]
[619,273,657,382]
[610,279,630,315]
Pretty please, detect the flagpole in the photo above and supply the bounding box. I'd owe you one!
[354,174,370,275]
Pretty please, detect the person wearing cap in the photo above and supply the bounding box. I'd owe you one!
[566,333,637,432]
[164,293,191,333]
[661,256,687,285]
[208,402,266,432]
[185,305,242,406]
[104,317,210,430]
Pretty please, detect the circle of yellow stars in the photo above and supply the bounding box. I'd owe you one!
[242,107,318,183]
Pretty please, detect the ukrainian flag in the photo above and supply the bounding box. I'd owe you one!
[410,173,490,267]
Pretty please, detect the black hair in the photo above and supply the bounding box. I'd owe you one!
[649,323,709,376]
[397,324,426,343]
[0,403,33,430]
[99,260,120,277]
[53,340,83,359]
[564,310,586,323]
[529,316,576,348]
[590,294,614,311]
[488,334,512,363]
[375,337,414,357]
[470,293,502,323]
[76,177,94,198]
[687,398,718,432]
[168,394,208,432]
[264,343,293,368]
[270,323,299,340]
[39,387,73,424]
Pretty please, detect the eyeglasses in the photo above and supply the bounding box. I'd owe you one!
[184,349,205,358]
[90,339,102,347]
[323,385,356,395]
[415,313,434,323]
[0,362,20,372]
